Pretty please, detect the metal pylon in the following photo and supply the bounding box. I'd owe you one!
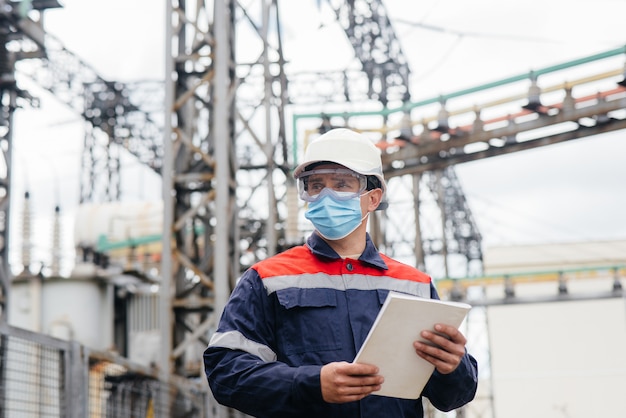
[160,4,290,416]
[0,0,63,322]
[0,17,15,321]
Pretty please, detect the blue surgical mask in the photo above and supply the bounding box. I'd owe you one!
[305,189,369,240]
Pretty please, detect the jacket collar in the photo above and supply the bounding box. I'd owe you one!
[306,232,388,270]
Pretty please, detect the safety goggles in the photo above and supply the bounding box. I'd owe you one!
[297,168,367,202]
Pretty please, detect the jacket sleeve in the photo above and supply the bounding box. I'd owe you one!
[422,350,478,411]
[203,269,324,417]
[421,284,479,411]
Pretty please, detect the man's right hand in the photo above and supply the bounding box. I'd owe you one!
[320,361,384,403]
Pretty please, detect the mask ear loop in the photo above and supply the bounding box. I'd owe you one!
[360,189,378,217]
[358,190,373,225]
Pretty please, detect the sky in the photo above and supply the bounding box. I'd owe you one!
[9,0,626,275]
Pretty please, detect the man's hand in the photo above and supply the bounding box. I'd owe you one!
[413,324,467,374]
[320,361,384,403]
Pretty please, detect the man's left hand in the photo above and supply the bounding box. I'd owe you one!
[413,324,467,374]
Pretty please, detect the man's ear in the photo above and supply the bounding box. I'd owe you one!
[366,189,383,211]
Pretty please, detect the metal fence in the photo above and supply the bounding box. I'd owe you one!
[0,322,210,417]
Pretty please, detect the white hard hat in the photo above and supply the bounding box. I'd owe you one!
[293,128,387,194]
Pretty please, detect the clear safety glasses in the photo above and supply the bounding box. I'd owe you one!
[297,168,367,202]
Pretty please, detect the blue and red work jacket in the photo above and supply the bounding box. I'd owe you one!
[204,233,478,417]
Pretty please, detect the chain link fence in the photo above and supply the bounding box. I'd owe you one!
[0,322,210,417]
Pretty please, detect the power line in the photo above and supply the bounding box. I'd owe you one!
[393,18,571,45]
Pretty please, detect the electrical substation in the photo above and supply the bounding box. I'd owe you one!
[1,1,626,417]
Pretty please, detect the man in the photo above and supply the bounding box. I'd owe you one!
[204,128,478,417]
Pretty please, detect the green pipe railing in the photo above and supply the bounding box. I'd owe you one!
[97,233,163,252]
[435,264,626,284]
[291,44,626,167]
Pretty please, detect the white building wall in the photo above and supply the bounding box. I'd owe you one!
[479,240,626,418]
[488,297,626,418]
[9,276,114,351]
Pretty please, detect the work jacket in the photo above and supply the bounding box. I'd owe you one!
[204,233,478,418]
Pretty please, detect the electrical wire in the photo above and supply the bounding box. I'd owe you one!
[393,19,567,45]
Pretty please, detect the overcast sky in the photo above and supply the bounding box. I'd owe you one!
[10,0,626,274]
